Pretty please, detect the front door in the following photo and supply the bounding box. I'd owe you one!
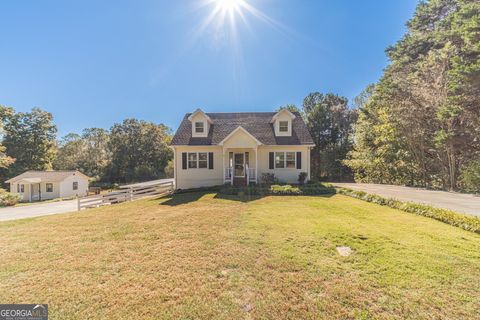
[234,153,244,177]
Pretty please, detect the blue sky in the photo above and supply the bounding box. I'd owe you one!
[0,0,418,136]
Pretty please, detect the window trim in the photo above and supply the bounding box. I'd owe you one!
[195,122,205,133]
[274,151,297,169]
[187,152,209,169]
[279,121,289,132]
[73,181,78,190]
[46,183,53,193]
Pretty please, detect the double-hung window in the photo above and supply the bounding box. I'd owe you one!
[46,183,53,193]
[17,184,25,193]
[188,152,208,169]
[188,153,198,168]
[198,153,208,168]
[286,152,296,168]
[275,152,296,169]
[195,122,204,133]
[275,152,285,168]
[279,121,289,132]
[73,182,78,190]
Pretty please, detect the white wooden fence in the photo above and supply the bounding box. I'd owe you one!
[77,180,174,211]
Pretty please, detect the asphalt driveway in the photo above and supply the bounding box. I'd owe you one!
[332,183,480,217]
[0,200,77,222]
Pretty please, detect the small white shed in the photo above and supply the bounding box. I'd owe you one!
[6,170,90,202]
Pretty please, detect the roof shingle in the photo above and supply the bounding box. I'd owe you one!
[6,170,89,183]
[171,112,314,146]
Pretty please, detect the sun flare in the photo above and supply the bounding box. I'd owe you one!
[215,0,245,12]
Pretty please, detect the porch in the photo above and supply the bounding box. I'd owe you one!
[223,149,257,186]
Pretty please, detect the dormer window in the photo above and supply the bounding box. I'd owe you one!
[279,121,289,132]
[195,122,204,133]
[271,109,296,137]
[189,108,212,138]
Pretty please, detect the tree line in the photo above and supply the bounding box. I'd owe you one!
[0,106,172,185]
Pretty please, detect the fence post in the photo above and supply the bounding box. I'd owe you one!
[77,196,81,211]
[129,187,133,201]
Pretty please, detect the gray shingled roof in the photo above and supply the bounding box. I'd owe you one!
[5,170,89,183]
[171,112,314,146]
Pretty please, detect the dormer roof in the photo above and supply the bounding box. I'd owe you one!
[187,108,213,124]
[270,109,296,123]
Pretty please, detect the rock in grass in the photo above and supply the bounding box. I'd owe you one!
[336,246,352,256]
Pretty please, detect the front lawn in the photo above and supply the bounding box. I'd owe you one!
[0,193,479,319]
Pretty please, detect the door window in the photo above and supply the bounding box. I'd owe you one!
[234,153,244,177]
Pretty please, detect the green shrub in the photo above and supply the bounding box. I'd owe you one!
[338,188,480,234]
[260,173,276,184]
[459,161,480,193]
[0,189,20,207]
[270,184,301,195]
[219,182,336,196]
[298,172,308,185]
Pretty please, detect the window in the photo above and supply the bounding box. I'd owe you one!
[275,152,296,169]
[275,152,285,168]
[188,153,197,168]
[195,122,204,133]
[286,152,296,168]
[17,184,25,193]
[73,182,78,190]
[198,153,208,168]
[46,183,53,193]
[279,121,289,132]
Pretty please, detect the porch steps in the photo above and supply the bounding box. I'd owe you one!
[233,177,247,187]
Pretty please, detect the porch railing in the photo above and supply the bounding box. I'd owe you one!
[224,167,256,183]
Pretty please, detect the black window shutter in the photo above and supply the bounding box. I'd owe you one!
[182,152,187,170]
[208,152,214,169]
[269,152,274,169]
[296,152,302,169]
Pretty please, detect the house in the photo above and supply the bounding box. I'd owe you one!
[6,170,90,202]
[170,109,315,189]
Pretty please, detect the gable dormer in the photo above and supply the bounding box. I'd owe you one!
[188,108,212,138]
[270,109,296,137]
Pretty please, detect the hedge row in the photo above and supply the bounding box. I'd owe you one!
[220,182,336,196]
[337,188,480,234]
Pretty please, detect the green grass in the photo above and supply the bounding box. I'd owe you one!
[0,192,479,319]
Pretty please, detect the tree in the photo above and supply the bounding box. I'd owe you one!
[54,128,110,180]
[106,119,172,182]
[302,92,357,181]
[1,107,57,178]
[346,0,480,191]
[277,104,301,114]
[0,106,15,172]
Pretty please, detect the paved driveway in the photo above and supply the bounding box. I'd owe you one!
[332,183,480,217]
[0,200,77,222]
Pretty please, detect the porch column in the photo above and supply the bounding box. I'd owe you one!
[29,184,32,202]
[255,146,258,183]
[222,147,225,184]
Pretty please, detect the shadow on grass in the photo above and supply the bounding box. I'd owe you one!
[214,191,336,203]
[157,187,337,206]
[213,193,264,203]
[158,192,208,206]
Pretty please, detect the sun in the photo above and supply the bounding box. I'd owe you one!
[216,0,244,12]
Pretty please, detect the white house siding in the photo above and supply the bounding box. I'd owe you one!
[10,182,31,202]
[38,182,61,200]
[257,145,311,184]
[59,175,89,198]
[174,144,311,189]
[174,146,224,190]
